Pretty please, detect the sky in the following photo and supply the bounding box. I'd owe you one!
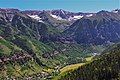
[0,0,119,12]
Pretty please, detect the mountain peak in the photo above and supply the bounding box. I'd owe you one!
[97,10,110,14]
[0,8,19,13]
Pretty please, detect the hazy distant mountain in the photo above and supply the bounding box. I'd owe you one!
[0,8,92,31]
[22,9,93,30]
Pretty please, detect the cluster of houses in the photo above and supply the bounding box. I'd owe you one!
[0,53,32,63]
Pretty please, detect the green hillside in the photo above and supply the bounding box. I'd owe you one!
[0,10,108,79]
[0,35,94,79]
[0,34,97,79]
[54,43,120,80]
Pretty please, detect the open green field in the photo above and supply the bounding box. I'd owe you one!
[52,56,93,80]
[60,63,85,74]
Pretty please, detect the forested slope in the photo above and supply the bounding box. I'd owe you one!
[55,43,120,80]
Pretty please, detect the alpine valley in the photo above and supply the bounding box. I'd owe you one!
[0,8,120,80]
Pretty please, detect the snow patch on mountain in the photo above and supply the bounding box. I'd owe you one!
[73,15,83,19]
[28,15,43,22]
[68,15,83,21]
[50,14,64,20]
[112,10,118,13]
[86,14,93,17]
